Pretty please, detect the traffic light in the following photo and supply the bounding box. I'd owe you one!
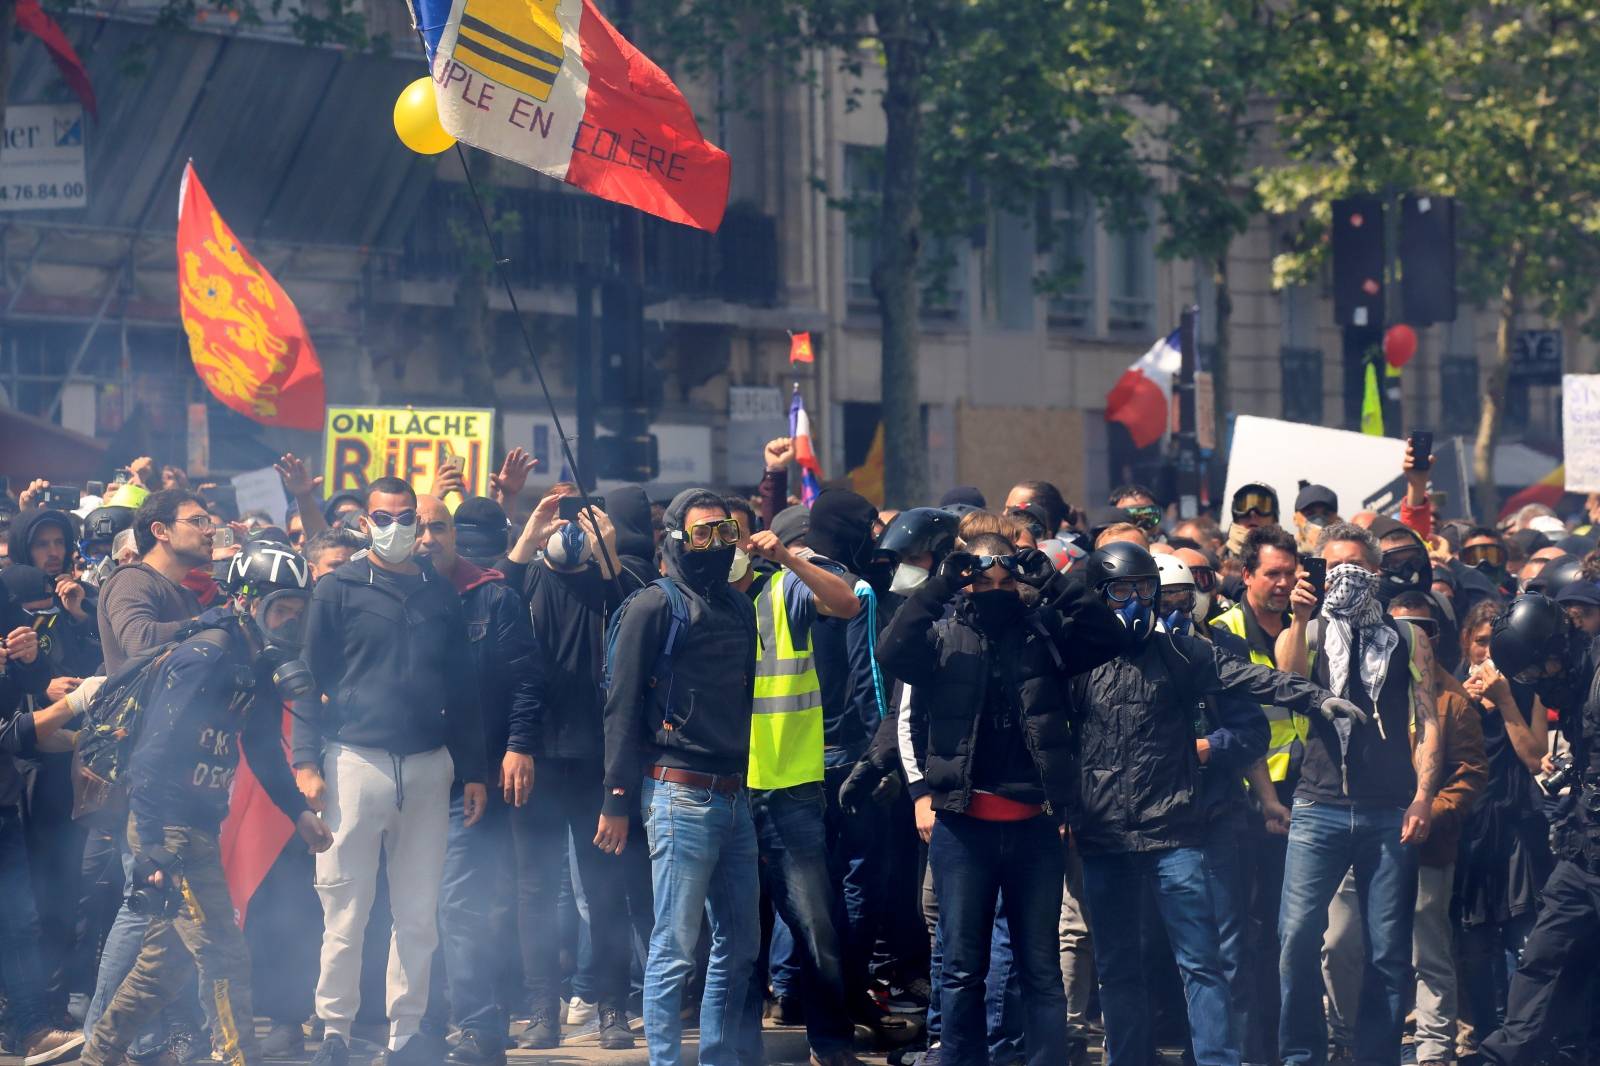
[1400,195,1456,325]
[1331,196,1385,328]
[593,433,659,482]
[598,280,661,410]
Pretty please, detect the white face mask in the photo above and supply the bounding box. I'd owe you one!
[727,547,751,583]
[367,518,417,564]
[890,562,930,595]
[1193,589,1212,621]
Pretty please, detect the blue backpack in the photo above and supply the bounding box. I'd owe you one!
[602,577,691,720]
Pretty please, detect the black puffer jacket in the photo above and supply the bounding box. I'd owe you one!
[1068,633,1332,855]
[879,572,1125,819]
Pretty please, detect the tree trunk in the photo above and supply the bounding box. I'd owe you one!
[1210,252,1232,460]
[873,0,926,508]
[1472,244,1525,523]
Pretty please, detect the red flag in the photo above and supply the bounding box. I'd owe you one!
[15,0,97,120]
[789,332,814,364]
[1105,328,1181,449]
[219,712,296,927]
[178,163,325,430]
[416,0,730,231]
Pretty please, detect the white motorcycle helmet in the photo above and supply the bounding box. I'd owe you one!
[1155,553,1199,634]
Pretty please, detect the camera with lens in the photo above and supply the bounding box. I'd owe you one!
[1537,753,1578,798]
[126,878,181,919]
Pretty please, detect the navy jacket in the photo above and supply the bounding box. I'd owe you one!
[125,617,308,847]
[290,554,487,785]
[1192,626,1271,819]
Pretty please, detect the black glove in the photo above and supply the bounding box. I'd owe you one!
[839,759,904,814]
[132,847,178,885]
[1319,696,1370,726]
[938,551,979,590]
[1012,548,1055,588]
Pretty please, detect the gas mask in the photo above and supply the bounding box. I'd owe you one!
[890,562,930,595]
[81,555,115,589]
[545,524,592,571]
[247,589,314,701]
[1115,597,1156,641]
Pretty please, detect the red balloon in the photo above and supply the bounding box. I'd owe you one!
[1384,324,1418,368]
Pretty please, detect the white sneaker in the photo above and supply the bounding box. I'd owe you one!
[564,997,597,1026]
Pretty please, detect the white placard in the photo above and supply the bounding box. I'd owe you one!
[0,104,87,211]
[1562,374,1600,493]
[231,466,288,529]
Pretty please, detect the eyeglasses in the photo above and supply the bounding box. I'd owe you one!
[1123,504,1162,532]
[1189,566,1217,593]
[1461,542,1506,569]
[174,515,216,530]
[1103,576,1158,605]
[1160,587,1196,614]
[672,518,742,551]
[369,510,417,529]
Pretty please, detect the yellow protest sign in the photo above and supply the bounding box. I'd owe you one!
[323,406,494,496]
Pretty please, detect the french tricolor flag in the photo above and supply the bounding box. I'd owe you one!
[790,385,823,505]
[1105,328,1182,449]
[411,0,730,231]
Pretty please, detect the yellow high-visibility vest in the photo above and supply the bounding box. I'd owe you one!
[748,570,826,790]
[1213,603,1307,783]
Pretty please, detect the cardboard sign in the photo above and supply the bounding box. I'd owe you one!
[1563,375,1600,493]
[322,406,494,496]
[1224,415,1475,526]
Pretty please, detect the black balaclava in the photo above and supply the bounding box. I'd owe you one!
[662,488,735,596]
[806,490,879,577]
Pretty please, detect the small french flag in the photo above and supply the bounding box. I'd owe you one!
[1105,327,1182,449]
[789,384,823,505]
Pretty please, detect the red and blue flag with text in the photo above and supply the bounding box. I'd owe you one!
[408,0,730,231]
[789,385,823,505]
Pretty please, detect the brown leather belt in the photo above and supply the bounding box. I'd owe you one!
[648,765,743,794]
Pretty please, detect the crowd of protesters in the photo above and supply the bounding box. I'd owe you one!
[2,435,1600,1066]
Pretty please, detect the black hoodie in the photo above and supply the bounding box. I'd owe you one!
[600,489,756,816]
[6,509,100,676]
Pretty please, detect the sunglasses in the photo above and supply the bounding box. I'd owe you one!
[1123,504,1162,532]
[968,554,1020,573]
[1104,576,1158,605]
[1461,542,1506,569]
[1190,565,1217,593]
[369,509,417,528]
[671,517,743,551]
[1393,614,1438,639]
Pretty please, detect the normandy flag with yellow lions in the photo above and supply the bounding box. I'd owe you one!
[409,0,730,231]
[177,162,326,430]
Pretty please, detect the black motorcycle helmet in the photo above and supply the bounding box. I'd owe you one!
[1084,541,1160,641]
[80,505,135,554]
[225,540,314,697]
[1489,594,1570,683]
[1527,554,1583,597]
[877,507,960,567]
[225,539,311,596]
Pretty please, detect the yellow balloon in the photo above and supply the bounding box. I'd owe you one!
[393,76,456,155]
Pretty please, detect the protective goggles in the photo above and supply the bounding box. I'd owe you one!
[1189,565,1217,594]
[1460,542,1506,569]
[670,517,743,551]
[1103,576,1158,605]
[1123,504,1162,532]
[369,509,417,528]
[1159,587,1196,614]
[1232,492,1276,520]
[1381,545,1429,570]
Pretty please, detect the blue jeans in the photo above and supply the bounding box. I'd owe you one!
[1204,815,1250,1043]
[929,813,1066,1066]
[985,909,1025,1065]
[641,776,759,1066]
[85,841,201,1058]
[1278,801,1417,1066]
[767,914,799,1000]
[0,807,48,1043]
[1081,846,1238,1066]
[824,757,884,1006]
[742,783,853,1057]
[1459,911,1537,1042]
[430,790,510,1040]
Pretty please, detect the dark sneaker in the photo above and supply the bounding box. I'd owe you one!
[166,1024,205,1065]
[310,1034,350,1066]
[597,1007,634,1051]
[22,1027,85,1066]
[261,1023,305,1059]
[444,1032,503,1066]
[384,1037,443,1066]
[770,996,805,1026]
[515,1006,559,1051]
